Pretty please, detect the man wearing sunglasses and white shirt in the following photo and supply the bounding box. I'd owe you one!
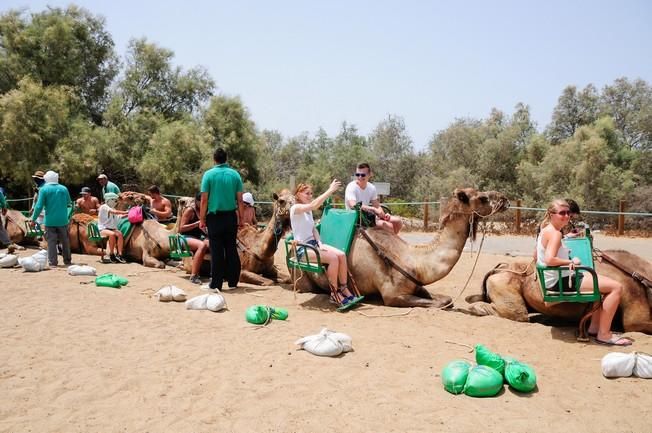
[344,162,402,234]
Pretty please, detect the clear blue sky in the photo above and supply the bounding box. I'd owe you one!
[4,0,652,149]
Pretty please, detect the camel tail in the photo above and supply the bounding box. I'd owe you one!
[481,263,510,302]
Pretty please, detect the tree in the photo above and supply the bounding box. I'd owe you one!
[599,77,652,150]
[0,6,119,123]
[547,85,599,144]
[139,120,213,194]
[118,38,215,119]
[0,78,77,193]
[202,95,260,183]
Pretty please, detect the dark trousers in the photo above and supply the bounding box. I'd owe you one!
[206,211,240,289]
[45,225,71,266]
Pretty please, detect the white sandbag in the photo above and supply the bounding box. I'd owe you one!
[0,254,18,268]
[32,250,48,266]
[185,294,209,309]
[294,328,353,357]
[155,285,187,302]
[67,265,97,276]
[171,286,187,302]
[601,352,636,378]
[19,256,46,272]
[205,294,226,312]
[633,352,652,379]
[185,293,226,311]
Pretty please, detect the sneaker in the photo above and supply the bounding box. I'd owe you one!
[115,255,127,264]
[189,275,202,285]
[223,285,239,291]
[200,283,219,293]
[109,254,119,263]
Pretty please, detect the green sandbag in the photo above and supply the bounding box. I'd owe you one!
[245,305,288,324]
[475,344,505,376]
[441,360,472,395]
[504,360,537,393]
[463,365,504,397]
[95,273,128,288]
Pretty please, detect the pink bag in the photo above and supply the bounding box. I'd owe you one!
[128,206,144,224]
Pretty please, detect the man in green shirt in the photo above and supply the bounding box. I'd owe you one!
[97,174,120,202]
[0,187,12,247]
[31,170,72,266]
[199,148,244,291]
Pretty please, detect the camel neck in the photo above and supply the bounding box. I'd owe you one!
[411,216,471,284]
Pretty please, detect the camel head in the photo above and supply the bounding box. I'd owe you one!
[271,189,294,235]
[439,188,510,240]
[116,192,151,211]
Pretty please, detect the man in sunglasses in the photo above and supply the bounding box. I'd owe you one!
[344,162,402,234]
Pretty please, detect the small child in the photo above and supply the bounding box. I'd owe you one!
[240,192,258,227]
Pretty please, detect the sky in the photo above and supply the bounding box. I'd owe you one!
[3,0,652,150]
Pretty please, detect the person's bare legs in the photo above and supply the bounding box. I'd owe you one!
[115,230,124,255]
[318,244,356,300]
[585,273,628,343]
[389,215,402,234]
[190,239,209,276]
[101,230,116,255]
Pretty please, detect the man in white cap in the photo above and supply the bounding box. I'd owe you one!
[239,192,257,227]
[30,170,72,266]
[97,174,120,202]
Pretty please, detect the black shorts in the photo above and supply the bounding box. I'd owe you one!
[548,273,585,292]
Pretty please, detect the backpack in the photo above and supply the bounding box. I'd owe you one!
[128,205,144,224]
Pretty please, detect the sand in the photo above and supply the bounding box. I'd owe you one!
[1,240,651,433]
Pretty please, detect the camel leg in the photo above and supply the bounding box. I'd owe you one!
[413,285,433,299]
[380,281,452,308]
[142,251,165,269]
[263,266,292,284]
[240,270,274,286]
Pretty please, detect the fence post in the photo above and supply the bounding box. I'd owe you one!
[423,199,429,231]
[618,200,626,236]
[515,199,521,234]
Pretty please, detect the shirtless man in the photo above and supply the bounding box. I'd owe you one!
[147,185,173,221]
[345,162,402,234]
[75,187,100,215]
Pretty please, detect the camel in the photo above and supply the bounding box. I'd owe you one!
[178,189,295,285]
[462,250,652,334]
[2,209,40,246]
[291,188,510,307]
[68,192,173,268]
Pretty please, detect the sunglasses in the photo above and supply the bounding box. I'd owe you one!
[354,173,367,178]
[552,210,571,216]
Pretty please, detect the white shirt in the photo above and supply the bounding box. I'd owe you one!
[290,204,315,242]
[536,233,570,288]
[344,181,378,210]
[98,204,119,230]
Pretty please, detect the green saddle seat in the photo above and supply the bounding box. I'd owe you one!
[169,234,192,259]
[285,206,358,274]
[536,234,600,303]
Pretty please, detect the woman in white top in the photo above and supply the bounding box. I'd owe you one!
[98,192,128,263]
[538,199,631,346]
[290,180,363,310]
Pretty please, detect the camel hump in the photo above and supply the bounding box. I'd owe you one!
[71,213,96,224]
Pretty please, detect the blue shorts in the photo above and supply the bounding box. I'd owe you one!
[297,239,319,260]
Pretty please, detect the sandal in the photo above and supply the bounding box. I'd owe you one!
[595,335,633,346]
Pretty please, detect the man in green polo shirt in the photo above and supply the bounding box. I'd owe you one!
[30,170,72,266]
[199,148,244,291]
[97,174,120,202]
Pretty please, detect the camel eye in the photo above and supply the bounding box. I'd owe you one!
[279,200,285,206]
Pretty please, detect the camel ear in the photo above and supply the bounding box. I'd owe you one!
[455,189,470,204]
[272,192,279,201]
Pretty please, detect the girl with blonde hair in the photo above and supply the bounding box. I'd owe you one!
[537,199,631,346]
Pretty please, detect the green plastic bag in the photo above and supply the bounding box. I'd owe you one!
[441,360,472,395]
[475,344,505,376]
[95,273,128,288]
[245,305,288,325]
[463,365,504,397]
[504,360,537,393]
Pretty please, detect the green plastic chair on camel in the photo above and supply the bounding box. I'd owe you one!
[284,201,363,311]
[536,231,601,340]
[168,234,192,260]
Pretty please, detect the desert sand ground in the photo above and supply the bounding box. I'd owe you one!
[1,233,651,433]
